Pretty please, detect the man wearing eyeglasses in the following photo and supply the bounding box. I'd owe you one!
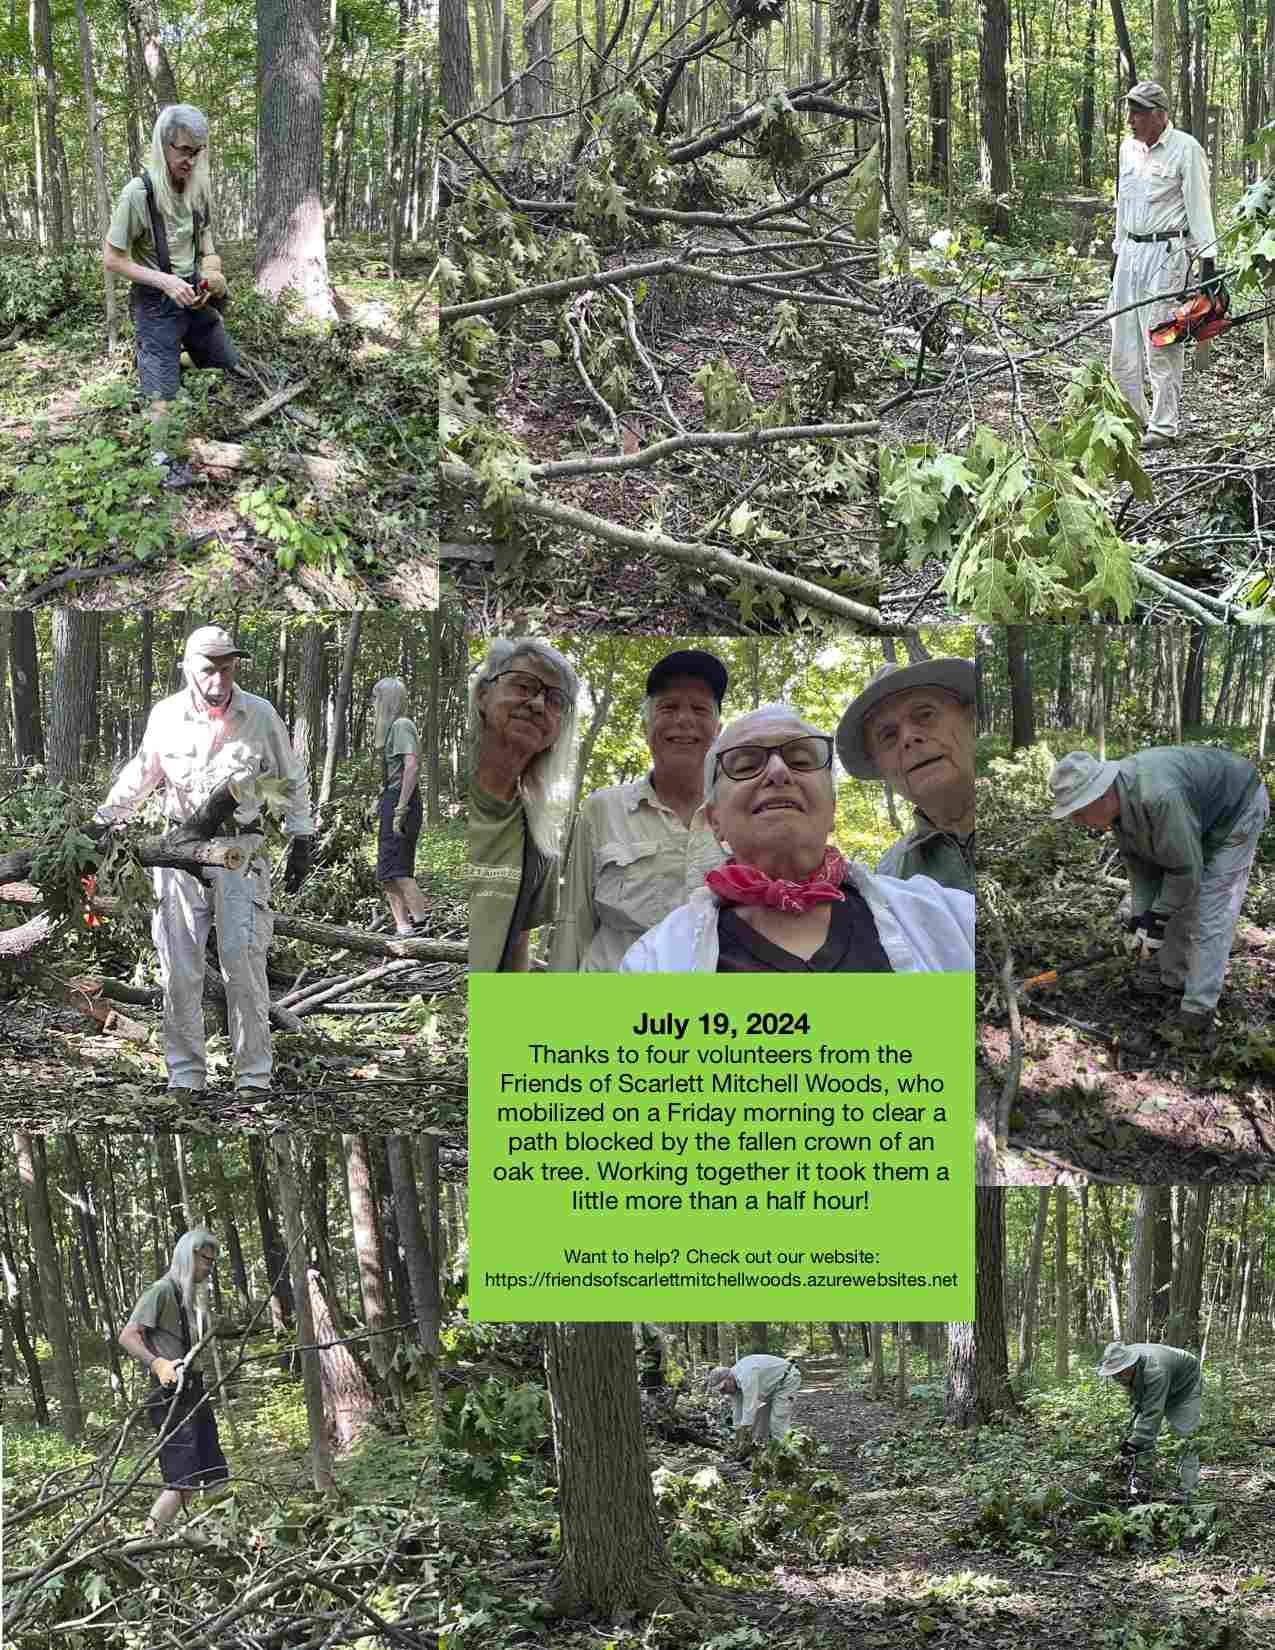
[119,1229,229,1534]
[103,103,240,490]
[551,650,730,971]
[621,703,974,972]
[468,639,580,970]
[836,658,976,893]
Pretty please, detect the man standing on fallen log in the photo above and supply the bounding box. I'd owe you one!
[1108,81,1219,452]
[94,626,314,1099]
[102,103,238,491]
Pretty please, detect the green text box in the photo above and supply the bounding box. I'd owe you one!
[469,972,973,1321]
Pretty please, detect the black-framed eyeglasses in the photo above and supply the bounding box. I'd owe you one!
[714,734,833,783]
[491,669,569,715]
[169,142,204,160]
[194,1248,218,1264]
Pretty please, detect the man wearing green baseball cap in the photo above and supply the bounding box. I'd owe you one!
[1048,746,1268,1044]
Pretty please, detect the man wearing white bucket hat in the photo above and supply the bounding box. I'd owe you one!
[94,626,314,1098]
[836,658,975,893]
[1048,746,1268,1044]
[1097,1341,1203,1499]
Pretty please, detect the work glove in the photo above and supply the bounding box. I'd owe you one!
[202,270,228,299]
[151,1356,181,1388]
[393,806,409,836]
[1122,911,1166,959]
[283,835,313,894]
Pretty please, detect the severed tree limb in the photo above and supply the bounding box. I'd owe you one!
[527,419,879,482]
[442,459,883,628]
[188,439,346,494]
[271,913,467,963]
[34,970,151,1043]
[1133,564,1228,625]
[281,959,423,1017]
[0,833,264,885]
[239,378,311,431]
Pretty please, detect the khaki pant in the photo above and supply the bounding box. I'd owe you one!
[751,1365,802,1443]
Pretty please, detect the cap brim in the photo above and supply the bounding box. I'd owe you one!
[836,658,975,779]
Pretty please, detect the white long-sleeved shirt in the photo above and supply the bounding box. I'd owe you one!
[1114,123,1216,255]
[728,1354,797,1428]
[98,686,314,837]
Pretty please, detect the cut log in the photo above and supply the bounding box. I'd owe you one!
[36,971,152,1043]
[239,379,311,432]
[283,959,422,1016]
[0,910,61,958]
[271,913,466,964]
[188,438,346,494]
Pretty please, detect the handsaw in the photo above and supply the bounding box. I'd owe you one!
[1016,946,1124,993]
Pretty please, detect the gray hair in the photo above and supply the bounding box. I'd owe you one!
[469,639,580,857]
[147,104,211,226]
[703,702,832,805]
[706,1364,734,1393]
[372,677,410,751]
[167,1228,219,1313]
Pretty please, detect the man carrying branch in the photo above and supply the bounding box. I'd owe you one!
[94,626,314,1099]
[1109,81,1218,453]
[102,103,239,491]
[118,1229,229,1534]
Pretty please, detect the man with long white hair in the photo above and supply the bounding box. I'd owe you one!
[103,103,240,490]
[119,1229,228,1533]
[371,675,428,936]
[467,639,579,970]
[94,625,314,1098]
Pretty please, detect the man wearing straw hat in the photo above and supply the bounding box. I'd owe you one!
[1048,746,1268,1045]
[1097,1341,1203,1500]
[836,658,975,893]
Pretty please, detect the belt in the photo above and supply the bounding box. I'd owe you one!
[1126,230,1187,243]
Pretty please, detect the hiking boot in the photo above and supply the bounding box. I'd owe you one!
[168,1086,205,1099]
[1130,959,1174,997]
[1165,1009,1217,1050]
[1140,431,1178,451]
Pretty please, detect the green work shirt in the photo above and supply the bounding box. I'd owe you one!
[384,717,419,788]
[1112,746,1261,916]
[106,174,199,279]
[467,781,557,971]
[1124,1343,1202,1450]
[127,1277,206,1377]
[876,816,975,893]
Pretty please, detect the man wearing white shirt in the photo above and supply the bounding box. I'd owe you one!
[707,1353,802,1452]
[1109,80,1218,450]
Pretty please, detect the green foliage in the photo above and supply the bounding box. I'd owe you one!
[693,357,756,430]
[235,480,358,574]
[883,362,1147,620]
[766,300,803,354]
[438,1378,550,1502]
[0,247,100,330]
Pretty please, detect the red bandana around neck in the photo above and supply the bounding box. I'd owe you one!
[706,846,848,914]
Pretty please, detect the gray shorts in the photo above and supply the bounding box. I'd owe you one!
[130,283,239,401]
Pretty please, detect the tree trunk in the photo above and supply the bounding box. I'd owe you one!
[307,1261,378,1451]
[48,611,99,785]
[543,1324,685,1617]
[11,612,43,764]
[142,31,179,105]
[978,0,1011,227]
[14,1131,83,1440]
[1007,626,1035,749]
[76,0,118,353]
[1094,1185,1123,1338]
[886,0,910,267]
[290,621,324,789]
[344,1134,391,1376]
[386,1135,440,1352]
[946,1188,1016,1426]
[1127,1185,1158,1341]
[1150,1184,1174,1339]
[426,608,443,825]
[1092,625,1107,758]
[29,0,64,248]
[62,1136,126,1396]
[249,1133,294,1330]
[1054,1188,1070,1380]
[256,0,335,316]
[1017,1187,1048,1373]
[273,1134,336,1488]
[926,0,951,189]
[319,614,361,810]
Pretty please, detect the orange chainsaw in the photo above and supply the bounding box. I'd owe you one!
[1150,284,1275,346]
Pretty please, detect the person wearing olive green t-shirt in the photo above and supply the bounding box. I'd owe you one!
[467,639,580,970]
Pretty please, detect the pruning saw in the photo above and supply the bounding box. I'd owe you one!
[1016,946,1124,994]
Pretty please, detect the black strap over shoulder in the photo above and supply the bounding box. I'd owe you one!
[138,171,204,282]
[140,1277,192,1359]
[498,816,551,972]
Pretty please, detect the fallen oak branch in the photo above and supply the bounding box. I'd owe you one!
[12,533,219,606]
[188,439,347,494]
[442,459,883,628]
[0,832,264,885]
[527,419,879,482]
[239,378,311,432]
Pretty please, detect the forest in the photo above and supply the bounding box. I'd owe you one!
[974,623,1275,1182]
[3,1128,453,1648]
[476,625,974,964]
[0,0,438,605]
[878,0,1275,626]
[0,609,467,1131]
[435,1185,1275,1649]
[437,0,883,633]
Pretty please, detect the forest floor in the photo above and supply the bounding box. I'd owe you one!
[876,249,1275,626]
[0,820,468,1136]
[5,1349,437,1648]
[0,239,438,609]
[977,741,1275,1184]
[440,178,878,637]
[439,1350,1275,1650]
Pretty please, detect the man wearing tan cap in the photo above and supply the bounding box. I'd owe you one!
[94,626,314,1098]
[836,658,975,893]
[1049,747,1268,1044]
[1110,81,1219,451]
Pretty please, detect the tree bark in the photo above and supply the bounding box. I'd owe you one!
[344,1134,391,1375]
[1127,1185,1158,1341]
[319,614,361,810]
[9,612,42,764]
[48,611,99,786]
[249,1133,294,1330]
[1007,626,1035,749]
[1017,1187,1048,1373]
[1054,1188,1070,1381]
[386,1136,441,1352]
[307,1261,378,1451]
[273,1133,336,1488]
[946,1187,1016,1427]
[14,1131,83,1439]
[256,0,335,316]
[543,1323,686,1617]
